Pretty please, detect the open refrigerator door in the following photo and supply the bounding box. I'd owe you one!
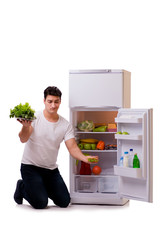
[114,108,153,202]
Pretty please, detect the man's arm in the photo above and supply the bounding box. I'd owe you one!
[18,120,33,143]
[65,138,98,163]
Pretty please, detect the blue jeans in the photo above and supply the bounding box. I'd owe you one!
[20,164,70,209]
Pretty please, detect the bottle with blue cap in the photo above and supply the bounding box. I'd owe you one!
[123,151,129,167]
[119,156,123,166]
[129,148,134,167]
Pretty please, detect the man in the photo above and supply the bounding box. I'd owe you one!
[14,86,98,209]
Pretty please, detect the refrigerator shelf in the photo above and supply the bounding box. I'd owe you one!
[115,117,142,123]
[114,165,142,178]
[75,174,115,178]
[75,131,116,134]
[81,150,117,153]
[115,134,142,140]
[75,168,114,176]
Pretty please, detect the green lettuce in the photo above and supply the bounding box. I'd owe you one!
[9,102,36,120]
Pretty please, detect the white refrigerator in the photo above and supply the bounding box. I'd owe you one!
[69,69,153,205]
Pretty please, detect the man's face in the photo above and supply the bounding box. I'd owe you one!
[44,95,61,114]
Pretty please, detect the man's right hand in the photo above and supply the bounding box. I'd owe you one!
[18,120,33,143]
[17,119,32,128]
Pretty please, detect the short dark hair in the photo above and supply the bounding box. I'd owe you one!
[44,86,62,99]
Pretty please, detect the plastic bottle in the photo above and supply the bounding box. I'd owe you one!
[133,153,140,168]
[129,148,134,167]
[119,156,123,166]
[123,152,129,167]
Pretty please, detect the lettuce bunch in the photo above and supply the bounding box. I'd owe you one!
[9,102,36,120]
[77,120,95,132]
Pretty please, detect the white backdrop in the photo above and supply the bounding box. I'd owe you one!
[0,0,159,239]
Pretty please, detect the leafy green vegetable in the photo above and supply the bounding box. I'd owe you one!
[9,102,36,120]
[77,120,95,132]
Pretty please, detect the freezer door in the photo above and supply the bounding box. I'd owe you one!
[69,70,131,108]
[114,108,153,202]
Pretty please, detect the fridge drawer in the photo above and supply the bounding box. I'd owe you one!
[75,176,97,193]
[98,176,118,193]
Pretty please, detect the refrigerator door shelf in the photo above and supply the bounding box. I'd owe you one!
[115,117,142,123]
[114,165,142,179]
[115,134,142,140]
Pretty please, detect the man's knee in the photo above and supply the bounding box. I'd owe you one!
[55,195,71,208]
[31,197,48,209]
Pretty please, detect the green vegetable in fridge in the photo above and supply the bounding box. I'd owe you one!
[78,143,83,150]
[77,120,95,132]
[122,132,129,135]
[93,126,107,132]
[84,144,92,150]
[117,131,122,134]
[91,143,96,150]
[88,158,98,163]
[9,102,36,120]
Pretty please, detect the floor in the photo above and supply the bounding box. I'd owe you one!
[1,197,159,240]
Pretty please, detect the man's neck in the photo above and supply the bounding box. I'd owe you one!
[43,109,59,123]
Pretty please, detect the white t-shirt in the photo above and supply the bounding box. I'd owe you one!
[21,111,75,170]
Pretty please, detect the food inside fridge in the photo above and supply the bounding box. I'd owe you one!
[123,151,129,167]
[119,157,123,166]
[119,149,140,169]
[83,144,92,150]
[80,161,92,175]
[129,149,134,167]
[77,120,95,132]
[78,138,117,151]
[116,131,129,135]
[105,144,117,150]
[88,157,98,163]
[79,138,99,143]
[108,123,117,132]
[95,123,107,127]
[92,166,102,175]
[117,131,122,134]
[96,141,105,150]
[93,126,107,132]
[90,144,97,150]
[122,132,129,135]
[78,143,83,150]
